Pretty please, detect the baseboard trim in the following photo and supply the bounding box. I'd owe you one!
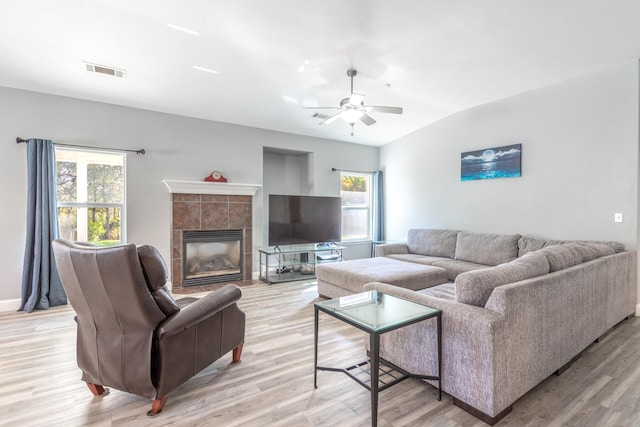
[0,298,21,313]
[636,304,640,317]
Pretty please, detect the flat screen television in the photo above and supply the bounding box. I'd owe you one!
[268,194,342,246]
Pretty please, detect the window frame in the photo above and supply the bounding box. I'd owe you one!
[54,147,127,245]
[340,171,373,242]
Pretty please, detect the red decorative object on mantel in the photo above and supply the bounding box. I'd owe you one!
[204,170,228,182]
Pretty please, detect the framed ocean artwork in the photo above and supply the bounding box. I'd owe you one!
[461,143,522,181]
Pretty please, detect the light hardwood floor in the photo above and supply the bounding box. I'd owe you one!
[1,280,639,426]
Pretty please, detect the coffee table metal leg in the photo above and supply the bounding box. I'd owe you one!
[370,332,380,427]
[437,313,442,400]
[314,306,319,388]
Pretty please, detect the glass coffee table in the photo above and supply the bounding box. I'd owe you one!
[314,291,442,427]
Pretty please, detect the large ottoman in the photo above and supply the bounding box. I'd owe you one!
[316,257,449,299]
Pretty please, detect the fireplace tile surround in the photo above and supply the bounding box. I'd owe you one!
[164,180,261,290]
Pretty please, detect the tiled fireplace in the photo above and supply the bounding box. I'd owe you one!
[164,180,261,290]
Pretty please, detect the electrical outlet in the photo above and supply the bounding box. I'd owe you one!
[614,213,623,223]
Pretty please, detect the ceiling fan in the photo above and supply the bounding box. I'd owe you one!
[306,69,403,136]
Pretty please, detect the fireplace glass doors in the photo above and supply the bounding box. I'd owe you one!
[182,230,243,286]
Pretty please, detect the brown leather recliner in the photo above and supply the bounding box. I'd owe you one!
[52,239,246,416]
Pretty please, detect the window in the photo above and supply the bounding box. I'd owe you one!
[55,148,125,246]
[340,172,372,241]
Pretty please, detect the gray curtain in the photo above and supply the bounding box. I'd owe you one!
[19,139,66,312]
[372,170,384,242]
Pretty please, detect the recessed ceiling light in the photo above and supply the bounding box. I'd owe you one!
[192,65,218,74]
[167,24,199,35]
[83,62,126,78]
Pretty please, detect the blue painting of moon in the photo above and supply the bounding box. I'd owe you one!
[461,143,522,181]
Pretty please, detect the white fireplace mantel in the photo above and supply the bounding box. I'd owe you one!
[162,179,261,196]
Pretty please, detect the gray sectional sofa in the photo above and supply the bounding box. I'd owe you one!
[334,229,637,424]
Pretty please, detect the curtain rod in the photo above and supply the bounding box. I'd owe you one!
[332,167,375,174]
[16,137,145,155]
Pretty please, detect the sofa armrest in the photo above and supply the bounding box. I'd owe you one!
[156,284,242,338]
[363,282,508,418]
[364,282,504,331]
[375,243,409,257]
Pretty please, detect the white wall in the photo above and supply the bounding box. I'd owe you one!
[0,86,378,301]
[381,61,639,251]
[4,61,637,304]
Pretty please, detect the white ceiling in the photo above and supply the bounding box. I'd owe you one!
[2,1,640,146]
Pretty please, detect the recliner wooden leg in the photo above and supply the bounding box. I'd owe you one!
[232,344,243,363]
[86,382,109,396]
[147,395,168,417]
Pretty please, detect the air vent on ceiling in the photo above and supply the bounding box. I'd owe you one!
[83,62,126,79]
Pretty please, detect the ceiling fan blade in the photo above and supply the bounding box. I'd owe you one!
[359,113,377,126]
[349,93,365,105]
[319,114,341,125]
[312,113,331,120]
[365,106,403,114]
[304,106,341,110]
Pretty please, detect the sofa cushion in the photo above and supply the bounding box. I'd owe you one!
[588,243,616,257]
[517,236,550,257]
[573,240,624,253]
[407,229,459,258]
[572,243,615,262]
[385,253,451,265]
[536,244,584,272]
[454,232,520,266]
[374,243,409,257]
[518,236,625,257]
[431,259,489,281]
[455,251,550,307]
[418,282,457,301]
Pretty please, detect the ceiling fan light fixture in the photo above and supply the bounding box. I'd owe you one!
[305,68,403,134]
[341,109,363,124]
[348,93,365,105]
